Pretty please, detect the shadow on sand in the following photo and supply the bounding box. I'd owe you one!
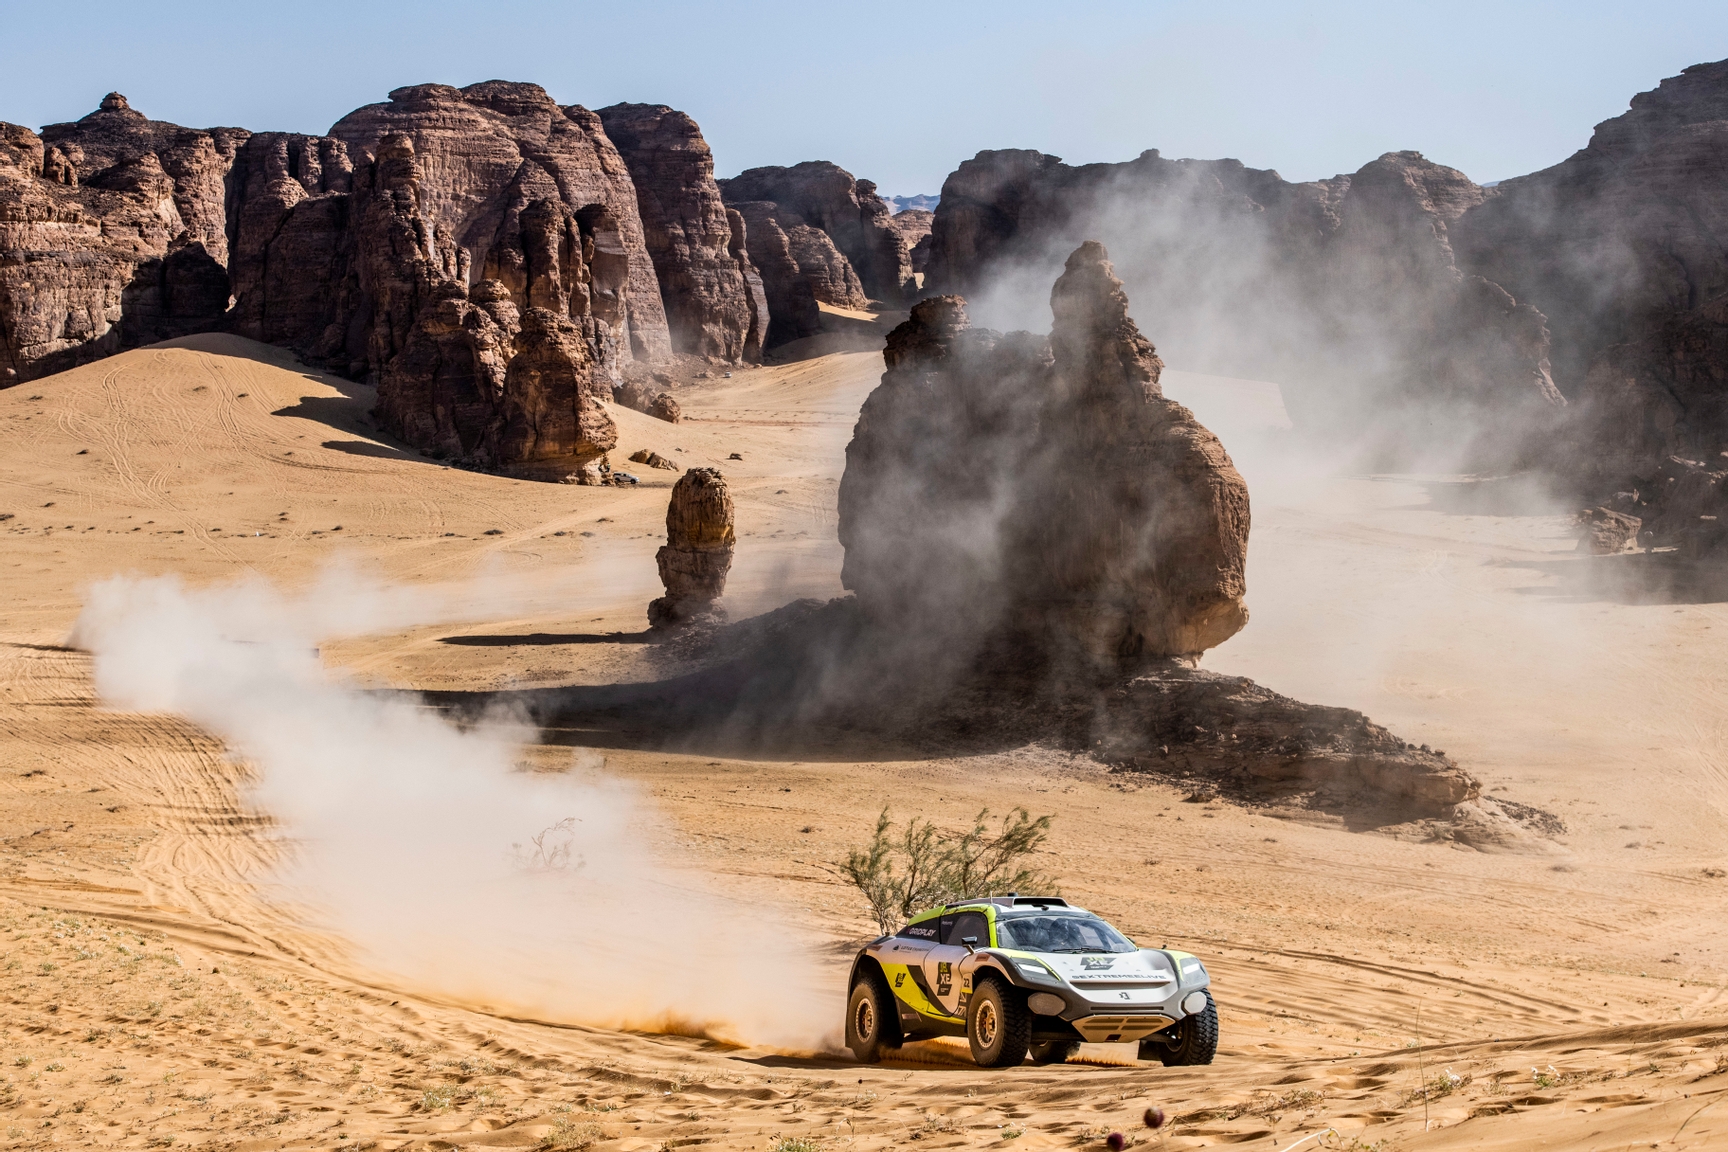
[1510,550,1728,605]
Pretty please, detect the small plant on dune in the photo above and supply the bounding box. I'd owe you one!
[419,1084,455,1111]
[1401,1068,1469,1106]
[768,1138,822,1152]
[842,807,1057,932]
[540,1118,604,1150]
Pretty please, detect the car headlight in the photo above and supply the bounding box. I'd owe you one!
[1014,960,1060,983]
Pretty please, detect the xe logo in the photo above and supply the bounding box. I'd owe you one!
[1081,956,1116,971]
[894,972,905,988]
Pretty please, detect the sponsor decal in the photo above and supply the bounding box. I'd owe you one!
[937,961,953,996]
[1081,956,1116,971]
[894,972,906,988]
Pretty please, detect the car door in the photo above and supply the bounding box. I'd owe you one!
[922,910,990,1018]
[880,922,940,1019]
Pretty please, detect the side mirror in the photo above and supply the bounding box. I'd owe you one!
[961,936,979,954]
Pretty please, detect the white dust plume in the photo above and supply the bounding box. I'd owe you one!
[71,568,836,1049]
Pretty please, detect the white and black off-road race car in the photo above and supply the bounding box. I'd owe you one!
[845,896,1217,1068]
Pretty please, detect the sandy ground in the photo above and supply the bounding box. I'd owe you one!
[2,332,1727,1150]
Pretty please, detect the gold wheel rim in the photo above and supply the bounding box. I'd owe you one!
[856,998,874,1041]
[976,999,999,1048]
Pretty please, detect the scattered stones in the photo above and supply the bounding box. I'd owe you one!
[628,449,678,470]
[648,468,734,628]
[1576,507,1642,553]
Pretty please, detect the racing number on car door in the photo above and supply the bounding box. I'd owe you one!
[923,911,989,1017]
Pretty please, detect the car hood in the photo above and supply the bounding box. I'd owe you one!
[1028,949,1177,985]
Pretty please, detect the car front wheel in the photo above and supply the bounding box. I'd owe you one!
[967,976,1032,1068]
[1140,989,1218,1066]
[846,976,899,1064]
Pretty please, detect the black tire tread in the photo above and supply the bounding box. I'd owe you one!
[846,972,902,1064]
[1157,990,1218,1066]
[969,974,1033,1068]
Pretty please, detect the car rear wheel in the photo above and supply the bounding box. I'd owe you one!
[1029,1039,1081,1065]
[846,975,900,1064]
[1140,989,1218,1066]
[967,976,1032,1068]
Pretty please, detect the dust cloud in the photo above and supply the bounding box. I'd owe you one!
[68,567,836,1050]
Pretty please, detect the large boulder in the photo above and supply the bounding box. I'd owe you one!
[595,103,766,362]
[719,161,910,305]
[838,242,1250,668]
[649,467,735,627]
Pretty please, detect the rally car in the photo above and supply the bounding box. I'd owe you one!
[845,896,1216,1068]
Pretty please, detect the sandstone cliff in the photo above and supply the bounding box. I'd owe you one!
[838,242,1249,667]
[595,103,765,362]
[1,106,229,383]
[719,161,910,306]
[1449,57,1728,525]
[924,146,1562,465]
[325,82,670,361]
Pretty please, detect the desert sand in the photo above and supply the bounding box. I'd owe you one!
[2,327,1727,1150]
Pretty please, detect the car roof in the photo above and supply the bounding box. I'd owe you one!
[905,896,1086,924]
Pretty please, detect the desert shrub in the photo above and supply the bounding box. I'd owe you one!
[842,807,1056,933]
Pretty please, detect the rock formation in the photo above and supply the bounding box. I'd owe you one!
[924,147,1562,465]
[1,107,229,383]
[719,161,911,306]
[324,82,669,360]
[649,468,735,627]
[838,242,1249,667]
[726,200,869,346]
[595,103,766,362]
[39,92,247,264]
[1448,59,1728,531]
[889,207,933,275]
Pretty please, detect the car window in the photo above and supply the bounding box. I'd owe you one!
[943,911,989,947]
[996,914,1136,953]
[896,919,940,941]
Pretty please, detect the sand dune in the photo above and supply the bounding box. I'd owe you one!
[2,336,1726,1149]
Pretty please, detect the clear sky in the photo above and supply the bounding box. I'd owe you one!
[2,1,1724,195]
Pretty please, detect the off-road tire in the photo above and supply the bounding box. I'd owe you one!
[846,975,900,1064]
[1029,1039,1082,1066]
[1141,989,1218,1066]
[967,975,1032,1068]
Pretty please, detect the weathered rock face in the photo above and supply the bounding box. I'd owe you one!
[1449,59,1728,515]
[719,161,911,305]
[326,82,670,361]
[925,147,1562,465]
[39,92,247,264]
[726,200,862,346]
[649,467,735,627]
[595,103,765,362]
[839,242,1250,667]
[1,110,228,383]
[890,207,933,274]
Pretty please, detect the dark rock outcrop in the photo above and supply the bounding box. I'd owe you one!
[1,109,229,382]
[39,92,247,264]
[1448,59,1728,524]
[1576,507,1642,553]
[719,161,911,305]
[727,200,866,346]
[325,81,670,360]
[649,467,735,627]
[838,242,1250,668]
[595,103,765,362]
[925,147,1562,465]
[890,207,934,274]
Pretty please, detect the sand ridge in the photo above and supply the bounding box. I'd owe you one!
[2,336,1727,1148]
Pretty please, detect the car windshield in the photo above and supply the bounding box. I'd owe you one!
[996,913,1137,953]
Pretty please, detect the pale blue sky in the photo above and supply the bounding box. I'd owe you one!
[2,1,1723,195]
